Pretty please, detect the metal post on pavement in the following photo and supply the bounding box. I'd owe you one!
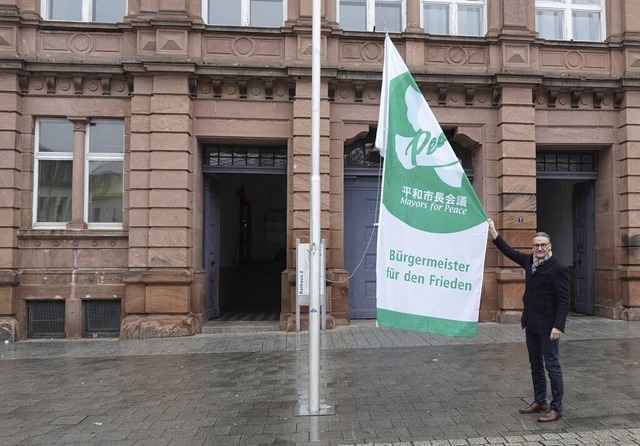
[294,0,335,418]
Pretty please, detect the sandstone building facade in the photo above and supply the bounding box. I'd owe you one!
[0,0,638,340]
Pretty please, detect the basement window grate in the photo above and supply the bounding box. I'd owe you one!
[83,300,121,338]
[28,300,65,338]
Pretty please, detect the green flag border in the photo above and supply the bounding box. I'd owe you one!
[377,308,478,338]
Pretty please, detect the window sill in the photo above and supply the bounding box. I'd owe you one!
[18,228,128,240]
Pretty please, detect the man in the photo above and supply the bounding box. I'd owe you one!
[487,218,570,422]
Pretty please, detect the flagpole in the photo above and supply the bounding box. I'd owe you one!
[308,0,321,415]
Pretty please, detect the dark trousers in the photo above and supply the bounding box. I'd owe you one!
[525,330,564,412]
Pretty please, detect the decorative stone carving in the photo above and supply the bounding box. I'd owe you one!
[438,87,447,105]
[265,80,273,100]
[564,51,585,69]
[354,84,363,103]
[548,90,558,108]
[360,42,383,62]
[492,87,501,106]
[593,91,603,109]
[0,26,15,49]
[427,45,487,66]
[614,91,624,109]
[289,82,296,100]
[212,79,221,98]
[628,50,640,69]
[158,30,187,54]
[232,37,256,57]
[238,80,247,99]
[465,88,475,106]
[571,90,581,108]
[41,31,121,56]
[101,77,111,95]
[504,44,528,66]
[446,46,469,65]
[188,78,197,98]
[70,33,93,53]
[18,75,28,94]
[204,36,283,59]
[46,76,56,94]
[73,77,83,94]
[340,41,384,63]
[540,49,608,72]
[139,31,156,52]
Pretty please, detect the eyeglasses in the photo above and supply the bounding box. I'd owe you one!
[533,243,549,249]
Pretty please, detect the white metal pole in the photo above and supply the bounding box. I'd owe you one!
[309,0,322,415]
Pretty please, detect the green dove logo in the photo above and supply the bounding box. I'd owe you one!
[394,86,464,188]
[382,71,486,233]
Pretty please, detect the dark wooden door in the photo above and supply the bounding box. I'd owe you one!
[573,181,595,314]
[345,176,379,318]
[204,177,221,319]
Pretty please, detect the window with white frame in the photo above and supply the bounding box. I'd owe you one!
[34,119,124,228]
[41,0,126,22]
[535,0,604,41]
[422,0,485,36]
[205,0,286,27]
[35,120,74,225]
[338,0,404,33]
[86,121,124,226]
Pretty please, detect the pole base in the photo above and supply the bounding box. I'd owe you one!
[293,402,336,416]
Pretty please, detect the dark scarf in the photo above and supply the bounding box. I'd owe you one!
[531,251,552,274]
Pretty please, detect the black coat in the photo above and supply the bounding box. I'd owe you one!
[493,235,570,335]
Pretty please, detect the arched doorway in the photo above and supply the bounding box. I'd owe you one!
[343,127,477,318]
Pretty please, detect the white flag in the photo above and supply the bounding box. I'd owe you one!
[375,36,488,337]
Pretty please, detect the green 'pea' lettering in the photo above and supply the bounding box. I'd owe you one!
[406,131,430,166]
[427,132,447,155]
[406,131,449,166]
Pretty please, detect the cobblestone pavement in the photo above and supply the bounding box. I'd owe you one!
[1,316,639,445]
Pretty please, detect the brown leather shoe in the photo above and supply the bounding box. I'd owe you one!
[519,402,549,414]
[538,410,563,422]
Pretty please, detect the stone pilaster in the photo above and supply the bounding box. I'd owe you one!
[122,73,198,337]
[286,77,332,330]
[618,90,640,320]
[0,73,21,338]
[492,81,537,323]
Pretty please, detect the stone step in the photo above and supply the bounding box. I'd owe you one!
[202,320,280,334]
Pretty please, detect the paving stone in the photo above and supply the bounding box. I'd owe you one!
[0,317,639,445]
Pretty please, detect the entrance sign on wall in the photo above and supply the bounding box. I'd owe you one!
[375,36,488,337]
[296,238,326,331]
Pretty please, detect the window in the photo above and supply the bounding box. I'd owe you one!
[205,0,286,27]
[344,130,381,168]
[422,0,485,36]
[35,120,73,225]
[536,152,597,173]
[204,145,287,176]
[34,119,124,229]
[86,121,124,226]
[535,0,604,41]
[41,0,127,22]
[338,0,404,33]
